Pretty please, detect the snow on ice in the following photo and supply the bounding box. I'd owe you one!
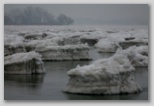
[4,25,148,94]
[95,37,120,53]
[4,51,45,74]
[35,44,91,60]
[4,34,26,56]
[64,49,142,94]
[116,46,148,67]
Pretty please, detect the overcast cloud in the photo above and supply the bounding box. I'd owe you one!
[4,4,149,25]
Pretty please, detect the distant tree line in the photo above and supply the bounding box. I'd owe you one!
[4,7,74,25]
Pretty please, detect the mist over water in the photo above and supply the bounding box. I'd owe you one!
[4,4,149,100]
[4,4,149,25]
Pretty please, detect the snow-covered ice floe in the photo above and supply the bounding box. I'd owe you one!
[95,27,148,53]
[45,35,81,45]
[35,44,92,61]
[60,35,81,45]
[4,51,45,74]
[80,31,107,46]
[4,34,26,56]
[112,28,148,49]
[24,35,80,52]
[64,50,142,94]
[24,39,59,52]
[119,38,148,49]
[95,38,120,53]
[24,33,48,41]
[117,46,148,67]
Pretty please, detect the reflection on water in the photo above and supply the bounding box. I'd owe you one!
[4,48,148,100]
[4,74,45,84]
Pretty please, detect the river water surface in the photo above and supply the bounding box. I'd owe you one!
[4,48,148,100]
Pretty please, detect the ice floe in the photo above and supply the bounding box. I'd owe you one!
[64,49,142,94]
[4,51,45,74]
[117,46,148,67]
[4,34,26,56]
[95,38,120,53]
[35,44,91,60]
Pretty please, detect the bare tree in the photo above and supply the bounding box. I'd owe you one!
[57,14,74,25]
[4,7,74,25]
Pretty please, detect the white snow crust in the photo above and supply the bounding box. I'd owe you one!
[4,51,45,74]
[35,44,91,60]
[64,49,142,94]
[117,46,148,67]
[4,34,26,56]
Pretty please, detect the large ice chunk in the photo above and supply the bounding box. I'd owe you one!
[61,35,81,45]
[119,38,148,49]
[4,34,26,56]
[35,44,91,60]
[80,31,107,46]
[4,51,45,74]
[24,39,58,52]
[24,33,48,41]
[118,46,148,67]
[108,28,148,49]
[64,52,142,94]
[95,38,120,53]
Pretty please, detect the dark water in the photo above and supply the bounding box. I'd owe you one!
[4,48,148,100]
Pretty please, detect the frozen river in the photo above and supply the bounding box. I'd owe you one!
[4,48,148,100]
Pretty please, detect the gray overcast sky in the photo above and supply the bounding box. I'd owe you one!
[4,4,149,25]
